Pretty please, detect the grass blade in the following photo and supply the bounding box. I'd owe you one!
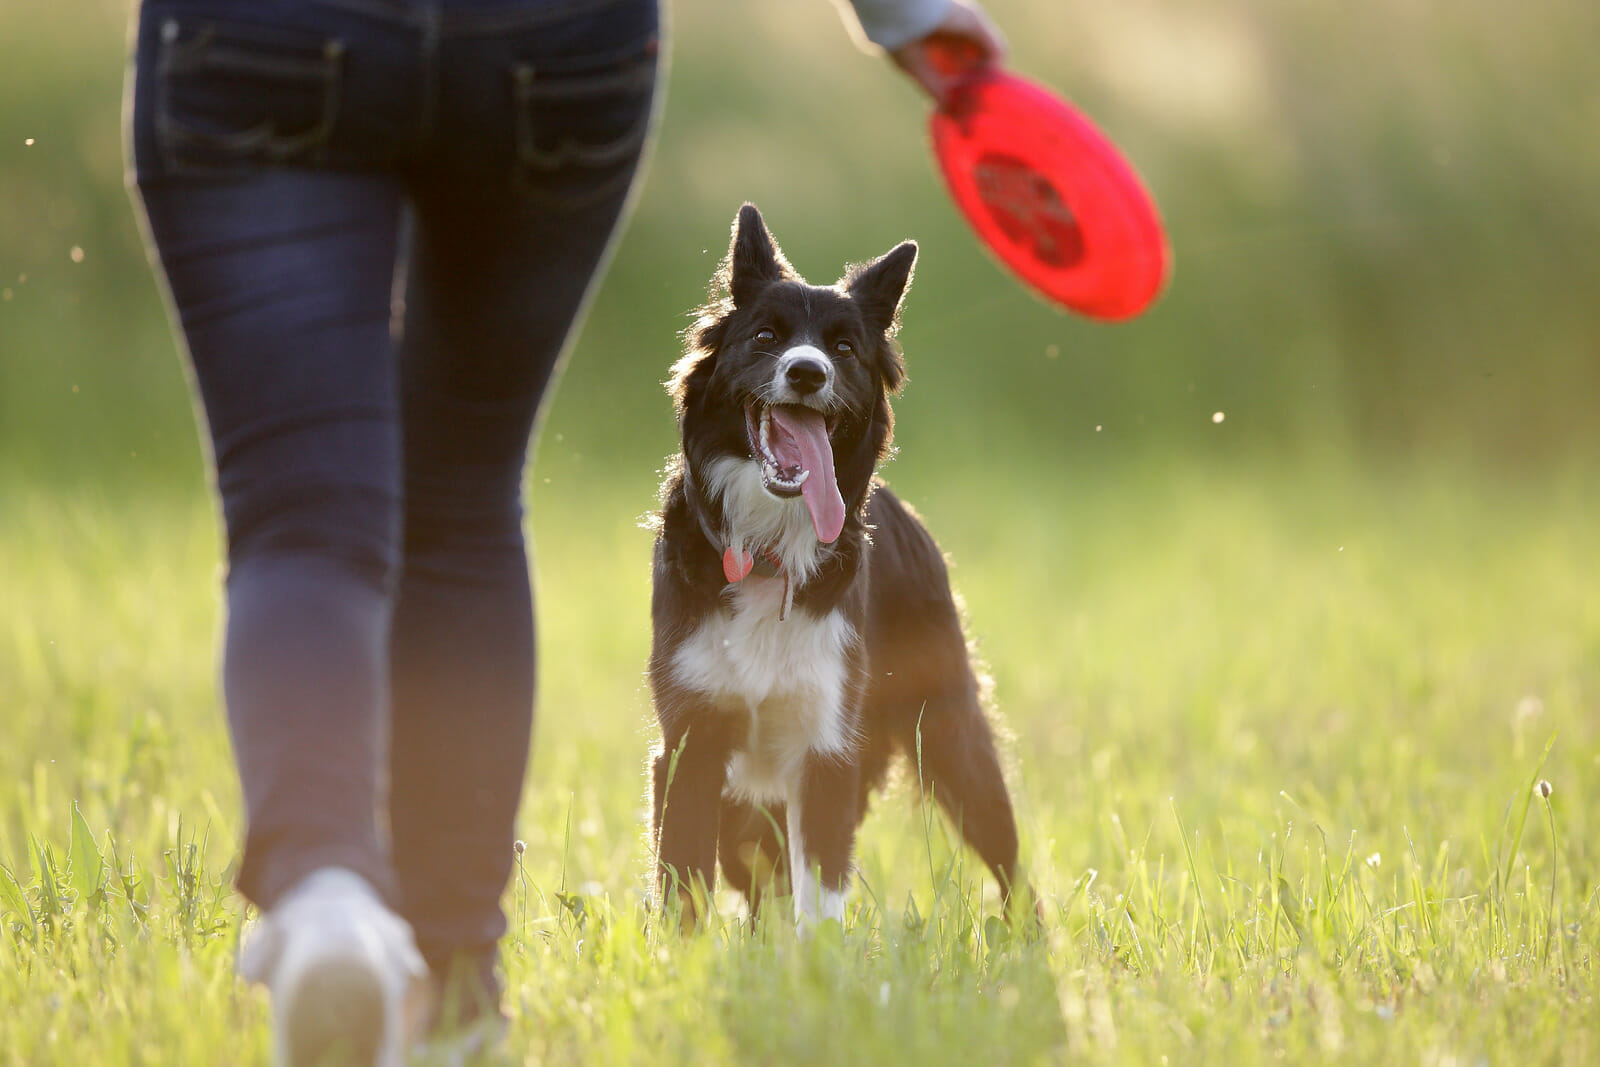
[1171,798,1215,969]
[0,861,34,928]
[1500,732,1557,897]
[69,801,104,909]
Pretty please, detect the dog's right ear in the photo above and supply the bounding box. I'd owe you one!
[724,203,792,307]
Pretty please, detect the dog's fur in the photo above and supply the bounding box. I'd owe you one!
[648,204,1027,925]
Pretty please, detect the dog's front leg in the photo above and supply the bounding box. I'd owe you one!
[787,751,861,928]
[652,715,735,926]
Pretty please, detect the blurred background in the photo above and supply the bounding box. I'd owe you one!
[4,0,1598,498]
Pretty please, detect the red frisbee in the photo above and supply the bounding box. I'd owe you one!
[930,67,1170,320]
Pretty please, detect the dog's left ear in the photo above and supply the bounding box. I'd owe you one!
[846,241,918,338]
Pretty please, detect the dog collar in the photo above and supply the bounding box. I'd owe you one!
[690,502,782,581]
[687,475,797,619]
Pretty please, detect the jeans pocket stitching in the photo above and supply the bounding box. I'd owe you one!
[155,17,346,175]
[509,49,656,209]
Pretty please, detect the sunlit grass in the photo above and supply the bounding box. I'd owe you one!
[3,460,1597,1064]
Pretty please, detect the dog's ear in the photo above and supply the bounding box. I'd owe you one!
[724,203,792,307]
[845,241,917,338]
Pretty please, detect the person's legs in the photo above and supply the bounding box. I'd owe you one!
[386,0,660,1005]
[136,169,409,908]
[134,0,662,1025]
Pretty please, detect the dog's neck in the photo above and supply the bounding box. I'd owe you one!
[684,453,855,620]
[687,479,782,578]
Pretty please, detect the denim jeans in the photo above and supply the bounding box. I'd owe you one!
[127,0,659,997]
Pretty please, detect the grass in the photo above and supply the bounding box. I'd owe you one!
[2,457,1597,1064]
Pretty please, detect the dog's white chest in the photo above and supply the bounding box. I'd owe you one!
[670,578,855,801]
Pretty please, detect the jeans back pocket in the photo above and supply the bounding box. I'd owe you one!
[510,35,657,210]
[156,17,344,175]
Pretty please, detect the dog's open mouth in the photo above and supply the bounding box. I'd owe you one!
[745,401,846,544]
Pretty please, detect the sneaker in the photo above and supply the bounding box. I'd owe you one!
[239,867,430,1067]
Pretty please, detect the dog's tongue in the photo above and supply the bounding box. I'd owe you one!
[769,406,845,544]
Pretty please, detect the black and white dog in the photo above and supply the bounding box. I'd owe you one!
[649,204,1027,926]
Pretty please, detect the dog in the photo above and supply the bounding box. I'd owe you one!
[648,204,1028,927]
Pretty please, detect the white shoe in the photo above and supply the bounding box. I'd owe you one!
[239,867,429,1067]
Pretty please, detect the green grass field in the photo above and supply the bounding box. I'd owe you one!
[3,459,1596,1065]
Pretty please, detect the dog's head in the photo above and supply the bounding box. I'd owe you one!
[669,204,916,545]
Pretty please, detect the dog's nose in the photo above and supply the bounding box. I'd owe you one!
[785,358,829,395]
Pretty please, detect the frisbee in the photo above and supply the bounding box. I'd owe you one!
[929,64,1170,320]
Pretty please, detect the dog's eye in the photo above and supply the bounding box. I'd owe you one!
[833,339,856,358]
[754,327,777,346]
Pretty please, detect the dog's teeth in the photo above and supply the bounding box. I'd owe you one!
[793,469,809,487]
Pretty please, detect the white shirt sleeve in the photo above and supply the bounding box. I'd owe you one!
[834,0,955,52]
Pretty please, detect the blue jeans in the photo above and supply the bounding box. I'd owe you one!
[128,0,659,997]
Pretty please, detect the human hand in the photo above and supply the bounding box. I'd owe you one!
[888,2,1008,107]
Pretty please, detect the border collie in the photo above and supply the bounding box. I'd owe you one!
[649,204,1028,926]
